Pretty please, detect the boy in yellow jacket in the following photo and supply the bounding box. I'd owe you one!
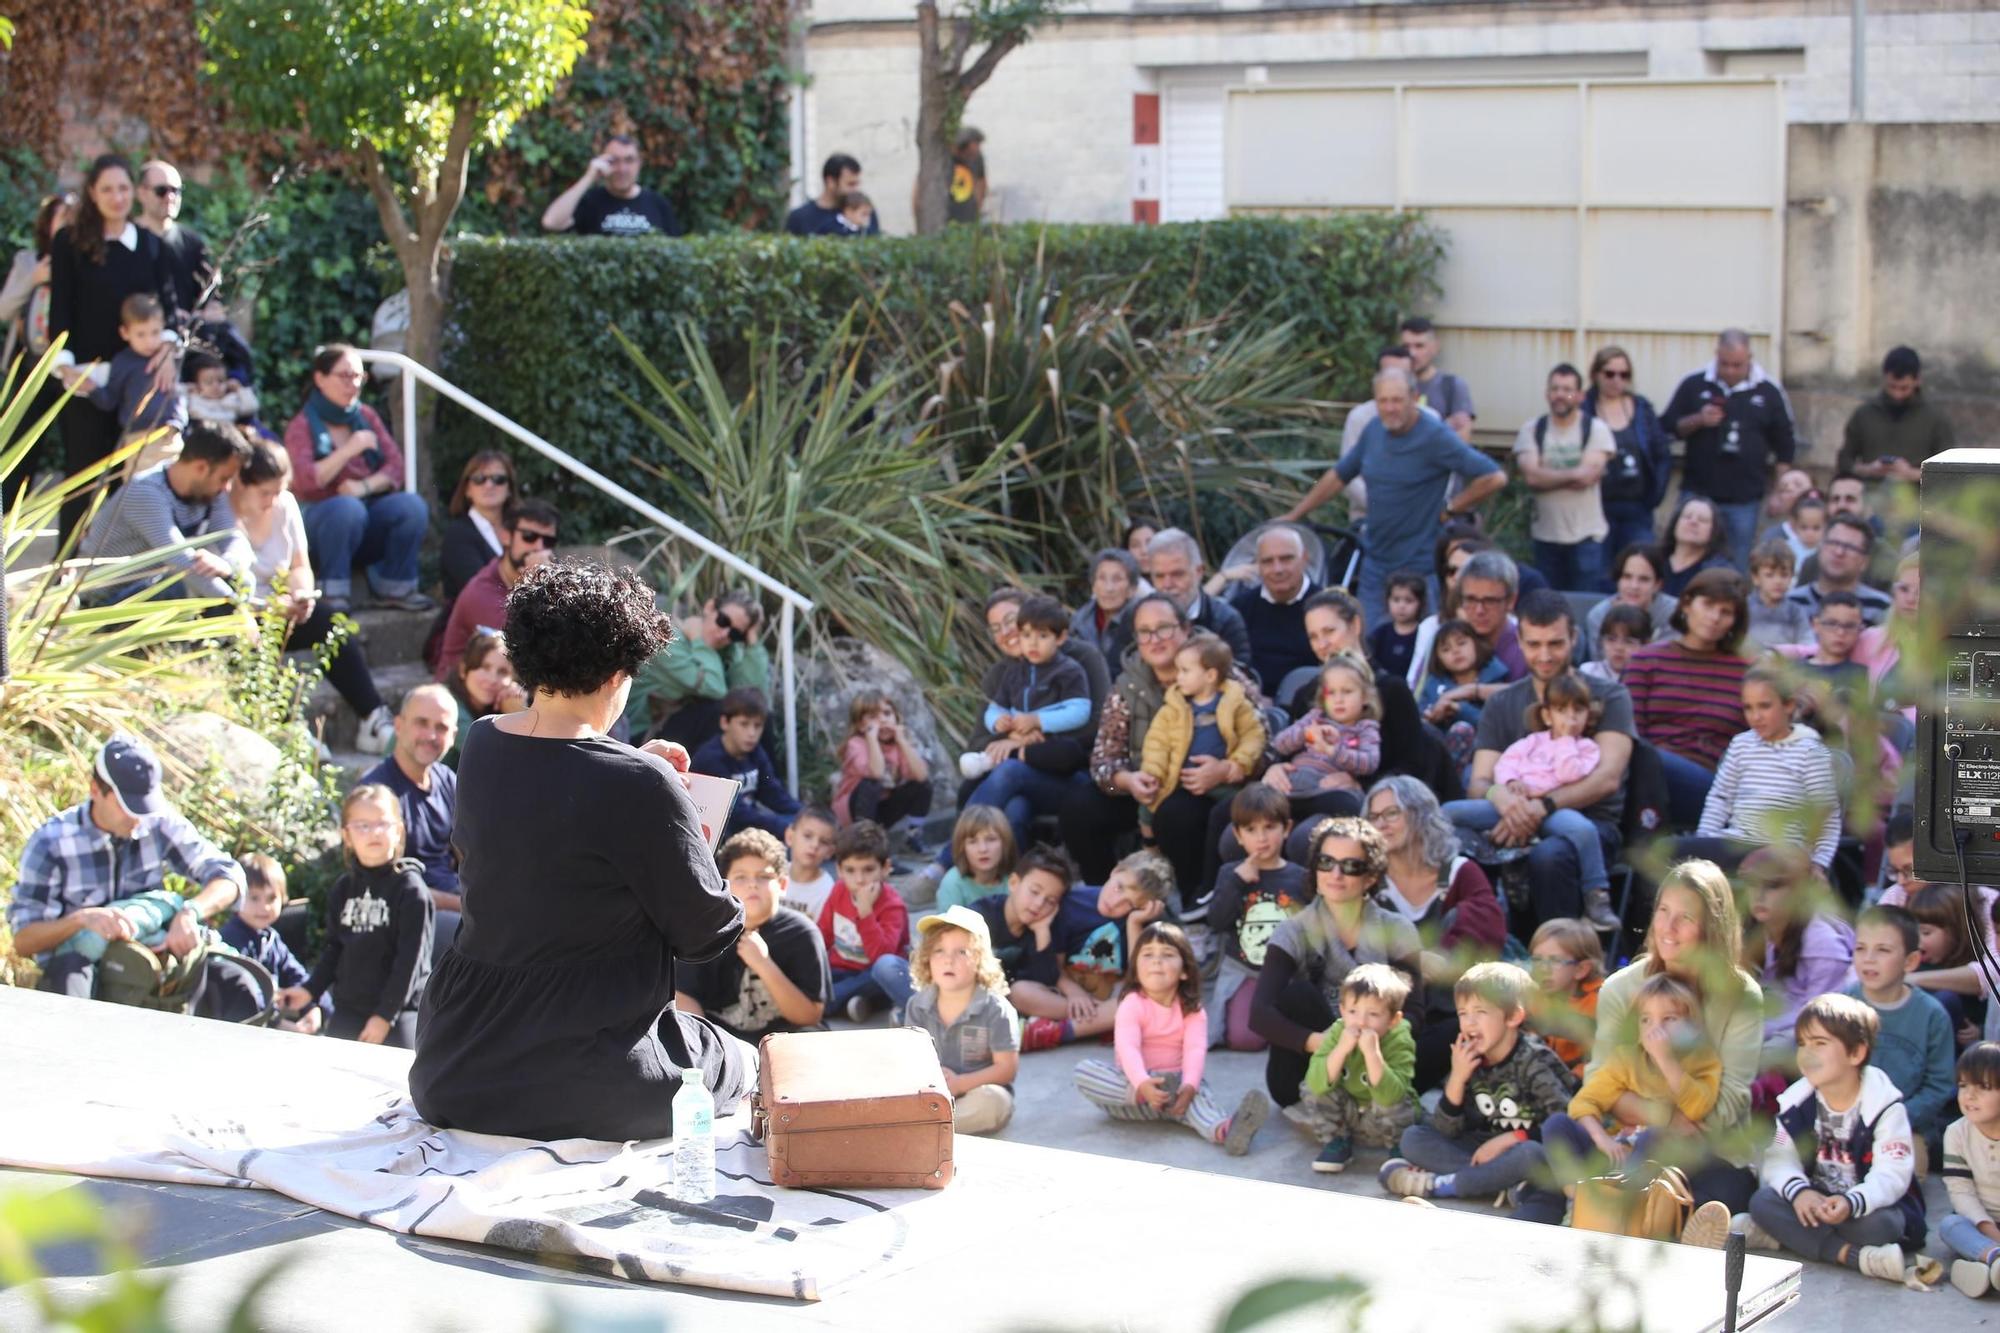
[1138,634,1266,838]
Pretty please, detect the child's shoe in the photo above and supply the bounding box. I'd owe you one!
[1378,1158,1435,1198]
[1855,1243,1909,1284]
[1312,1137,1353,1173]
[1679,1200,1731,1250]
[844,993,877,1024]
[1222,1090,1269,1156]
[1581,886,1620,933]
[1019,1017,1066,1052]
[1952,1255,2000,1299]
[959,751,995,780]
[1734,1213,1781,1251]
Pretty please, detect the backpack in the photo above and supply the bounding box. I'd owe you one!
[1585,410,1655,506]
[95,938,279,1025]
[1571,1162,1694,1241]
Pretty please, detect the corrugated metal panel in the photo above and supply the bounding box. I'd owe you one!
[1162,79,1228,222]
[1226,87,1397,208]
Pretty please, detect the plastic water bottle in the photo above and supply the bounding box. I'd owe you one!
[671,1068,716,1204]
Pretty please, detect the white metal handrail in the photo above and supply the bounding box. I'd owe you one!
[354,350,814,789]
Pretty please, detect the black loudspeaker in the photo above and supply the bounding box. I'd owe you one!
[1914,448,2000,884]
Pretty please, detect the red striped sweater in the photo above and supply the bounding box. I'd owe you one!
[1623,639,1750,769]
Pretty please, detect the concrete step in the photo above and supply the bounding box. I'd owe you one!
[342,604,436,669]
[305,660,436,750]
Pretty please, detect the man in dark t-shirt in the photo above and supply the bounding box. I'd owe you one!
[947,127,986,224]
[541,134,684,238]
[138,160,216,321]
[361,684,461,959]
[675,829,829,1040]
[785,152,883,237]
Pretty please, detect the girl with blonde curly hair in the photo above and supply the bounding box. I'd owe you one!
[905,905,1020,1135]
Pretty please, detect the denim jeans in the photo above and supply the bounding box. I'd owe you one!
[1602,503,1661,566]
[302,491,429,599]
[1942,1213,2000,1263]
[1444,798,1609,893]
[1711,499,1762,573]
[1356,560,1390,642]
[1747,1184,1905,1263]
[936,760,1090,868]
[830,954,914,1016]
[1397,1122,1567,1225]
[1533,538,1609,595]
[1657,747,1717,830]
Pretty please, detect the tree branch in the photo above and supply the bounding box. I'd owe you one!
[419,100,482,260]
[947,15,973,75]
[354,139,416,263]
[957,29,1026,98]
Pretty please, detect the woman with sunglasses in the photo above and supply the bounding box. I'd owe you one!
[46,154,183,540]
[283,343,433,614]
[441,450,517,603]
[1584,346,1674,563]
[1248,815,1425,1108]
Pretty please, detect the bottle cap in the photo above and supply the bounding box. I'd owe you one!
[684,1068,705,1089]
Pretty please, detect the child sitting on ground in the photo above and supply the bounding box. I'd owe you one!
[59,292,187,478]
[1527,917,1605,1077]
[816,819,912,1022]
[1910,884,1989,1051]
[960,593,1094,782]
[904,904,1020,1136]
[1545,973,1721,1169]
[936,805,1016,912]
[1845,905,1955,1155]
[1693,667,1841,872]
[1138,633,1265,837]
[1418,617,1508,772]
[1580,604,1649,686]
[1206,785,1309,1052]
[1943,1043,2000,1299]
[1298,962,1420,1174]
[275,785,433,1047]
[1443,671,1614,927]
[180,349,260,428]
[690,687,800,839]
[831,689,932,841]
[1072,921,1270,1154]
[1745,539,1812,653]
[1379,961,1577,1224]
[1744,994,1937,1286]
[674,829,831,1043]
[1741,848,1856,1072]
[1268,656,1381,799]
[1367,572,1426,682]
[779,806,839,920]
[220,853,324,1034]
[1022,850,1175,1051]
[969,845,1070,1017]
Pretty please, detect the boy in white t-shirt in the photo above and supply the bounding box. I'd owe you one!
[780,806,839,919]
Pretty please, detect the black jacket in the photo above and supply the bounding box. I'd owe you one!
[305,858,433,1022]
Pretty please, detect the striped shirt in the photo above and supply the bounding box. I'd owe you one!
[78,466,248,599]
[1697,726,1841,867]
[1944,1114,2000,1226]
[5,802,244,960]
[1623,639,1749,769]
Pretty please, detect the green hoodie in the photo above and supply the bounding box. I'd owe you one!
[1305,1015,1417,1106]
[621,637,771,737]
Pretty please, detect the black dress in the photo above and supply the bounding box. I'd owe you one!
[410,718,752,1141]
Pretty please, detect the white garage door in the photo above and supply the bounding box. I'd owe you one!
[1162,77,1228,223]
[1224,79,1787,435]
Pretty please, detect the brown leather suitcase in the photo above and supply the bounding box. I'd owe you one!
[750,1029,955,1190]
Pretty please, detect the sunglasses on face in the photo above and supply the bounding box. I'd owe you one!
[1315,855,1373,876]
[468,472,510,486]
[1599,368,1631,380]
[152,184,183,198]
[512,528,557,547]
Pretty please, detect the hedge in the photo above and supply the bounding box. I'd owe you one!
[436,216,1445,538]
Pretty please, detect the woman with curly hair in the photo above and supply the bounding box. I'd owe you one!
[410,559,756,1142]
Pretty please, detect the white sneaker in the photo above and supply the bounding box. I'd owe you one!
[1951,1258,1995,1299]
[1734,1213,1781,1251]
[959,751,994,780]
[356,705,397,756]
[1856,1243,1908,1283]
[845,994,873,1024]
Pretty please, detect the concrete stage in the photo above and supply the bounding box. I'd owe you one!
[0,987,1820,1331]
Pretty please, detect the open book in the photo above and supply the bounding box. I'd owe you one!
[679,770,741,854]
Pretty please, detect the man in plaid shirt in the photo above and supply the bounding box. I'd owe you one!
[8,735,244,999]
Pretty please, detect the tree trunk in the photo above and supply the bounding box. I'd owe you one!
[913,2,951,236]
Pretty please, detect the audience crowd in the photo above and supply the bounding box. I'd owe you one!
[7,142,1990,1299]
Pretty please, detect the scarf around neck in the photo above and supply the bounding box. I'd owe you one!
[305,387,381,469]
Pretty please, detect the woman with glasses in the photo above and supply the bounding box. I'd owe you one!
[1247,816,1425,1108]
[1584,346,1674,561]
[1364,776,1504,1090]
[283,343,433,613]
[46,155,183,540]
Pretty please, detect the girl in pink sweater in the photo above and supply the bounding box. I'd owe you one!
[1493,671,1603,796]
[1071,922,1269,1153]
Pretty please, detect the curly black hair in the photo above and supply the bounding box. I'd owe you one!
[503,560,674,698]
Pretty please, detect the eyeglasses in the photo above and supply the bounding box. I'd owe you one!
[468,472,510,487]
[1598,368,1631,380]
[1133,624,1181,643]
[1459,593,1508,609]
[326,369,365,382]
[1822,538,1867,556]
[1315,855,1374,876]
[726,873,780,888]
[1366,807,1403,826]
[1529,955,1579,972]
[512,528,557,547]
[346,820,396,835]
[151,184,183,198]
[985,615,1018,638]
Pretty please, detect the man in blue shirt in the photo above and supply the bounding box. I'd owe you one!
[361,684,460,961]
[1283,366,1506,627]
[784,153,883,237]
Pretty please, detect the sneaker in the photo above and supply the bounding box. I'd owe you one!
[1582,886,1620,933]
[1224,1090,1269,1156]
[844,993,874,1024]
[1856,1243,1909,1284]
[322,593,352,614]
[959,751,994,780]
[1312,1137,1353,1173]
[1680,1200,1731,1250]
[355,705,396,756]
[1735,1213,1781,1251]
[1378,1158,1435,1198]
[1951,1258,1995,1300]
[1019,1017,1066,1052]
[373,589,437,613]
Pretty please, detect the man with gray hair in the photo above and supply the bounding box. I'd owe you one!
[1146,527,1252,668]
[1282,364,1504,628]
[1661,329,1798,572]
[1228,524,1319,688]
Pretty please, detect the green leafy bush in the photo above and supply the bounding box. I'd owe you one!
[437,215,1444,540]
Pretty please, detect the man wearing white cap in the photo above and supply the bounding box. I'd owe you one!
[904,903,1021,1135]
[7,734,245,999]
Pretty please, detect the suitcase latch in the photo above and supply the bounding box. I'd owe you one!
[749,1090,768,1142]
